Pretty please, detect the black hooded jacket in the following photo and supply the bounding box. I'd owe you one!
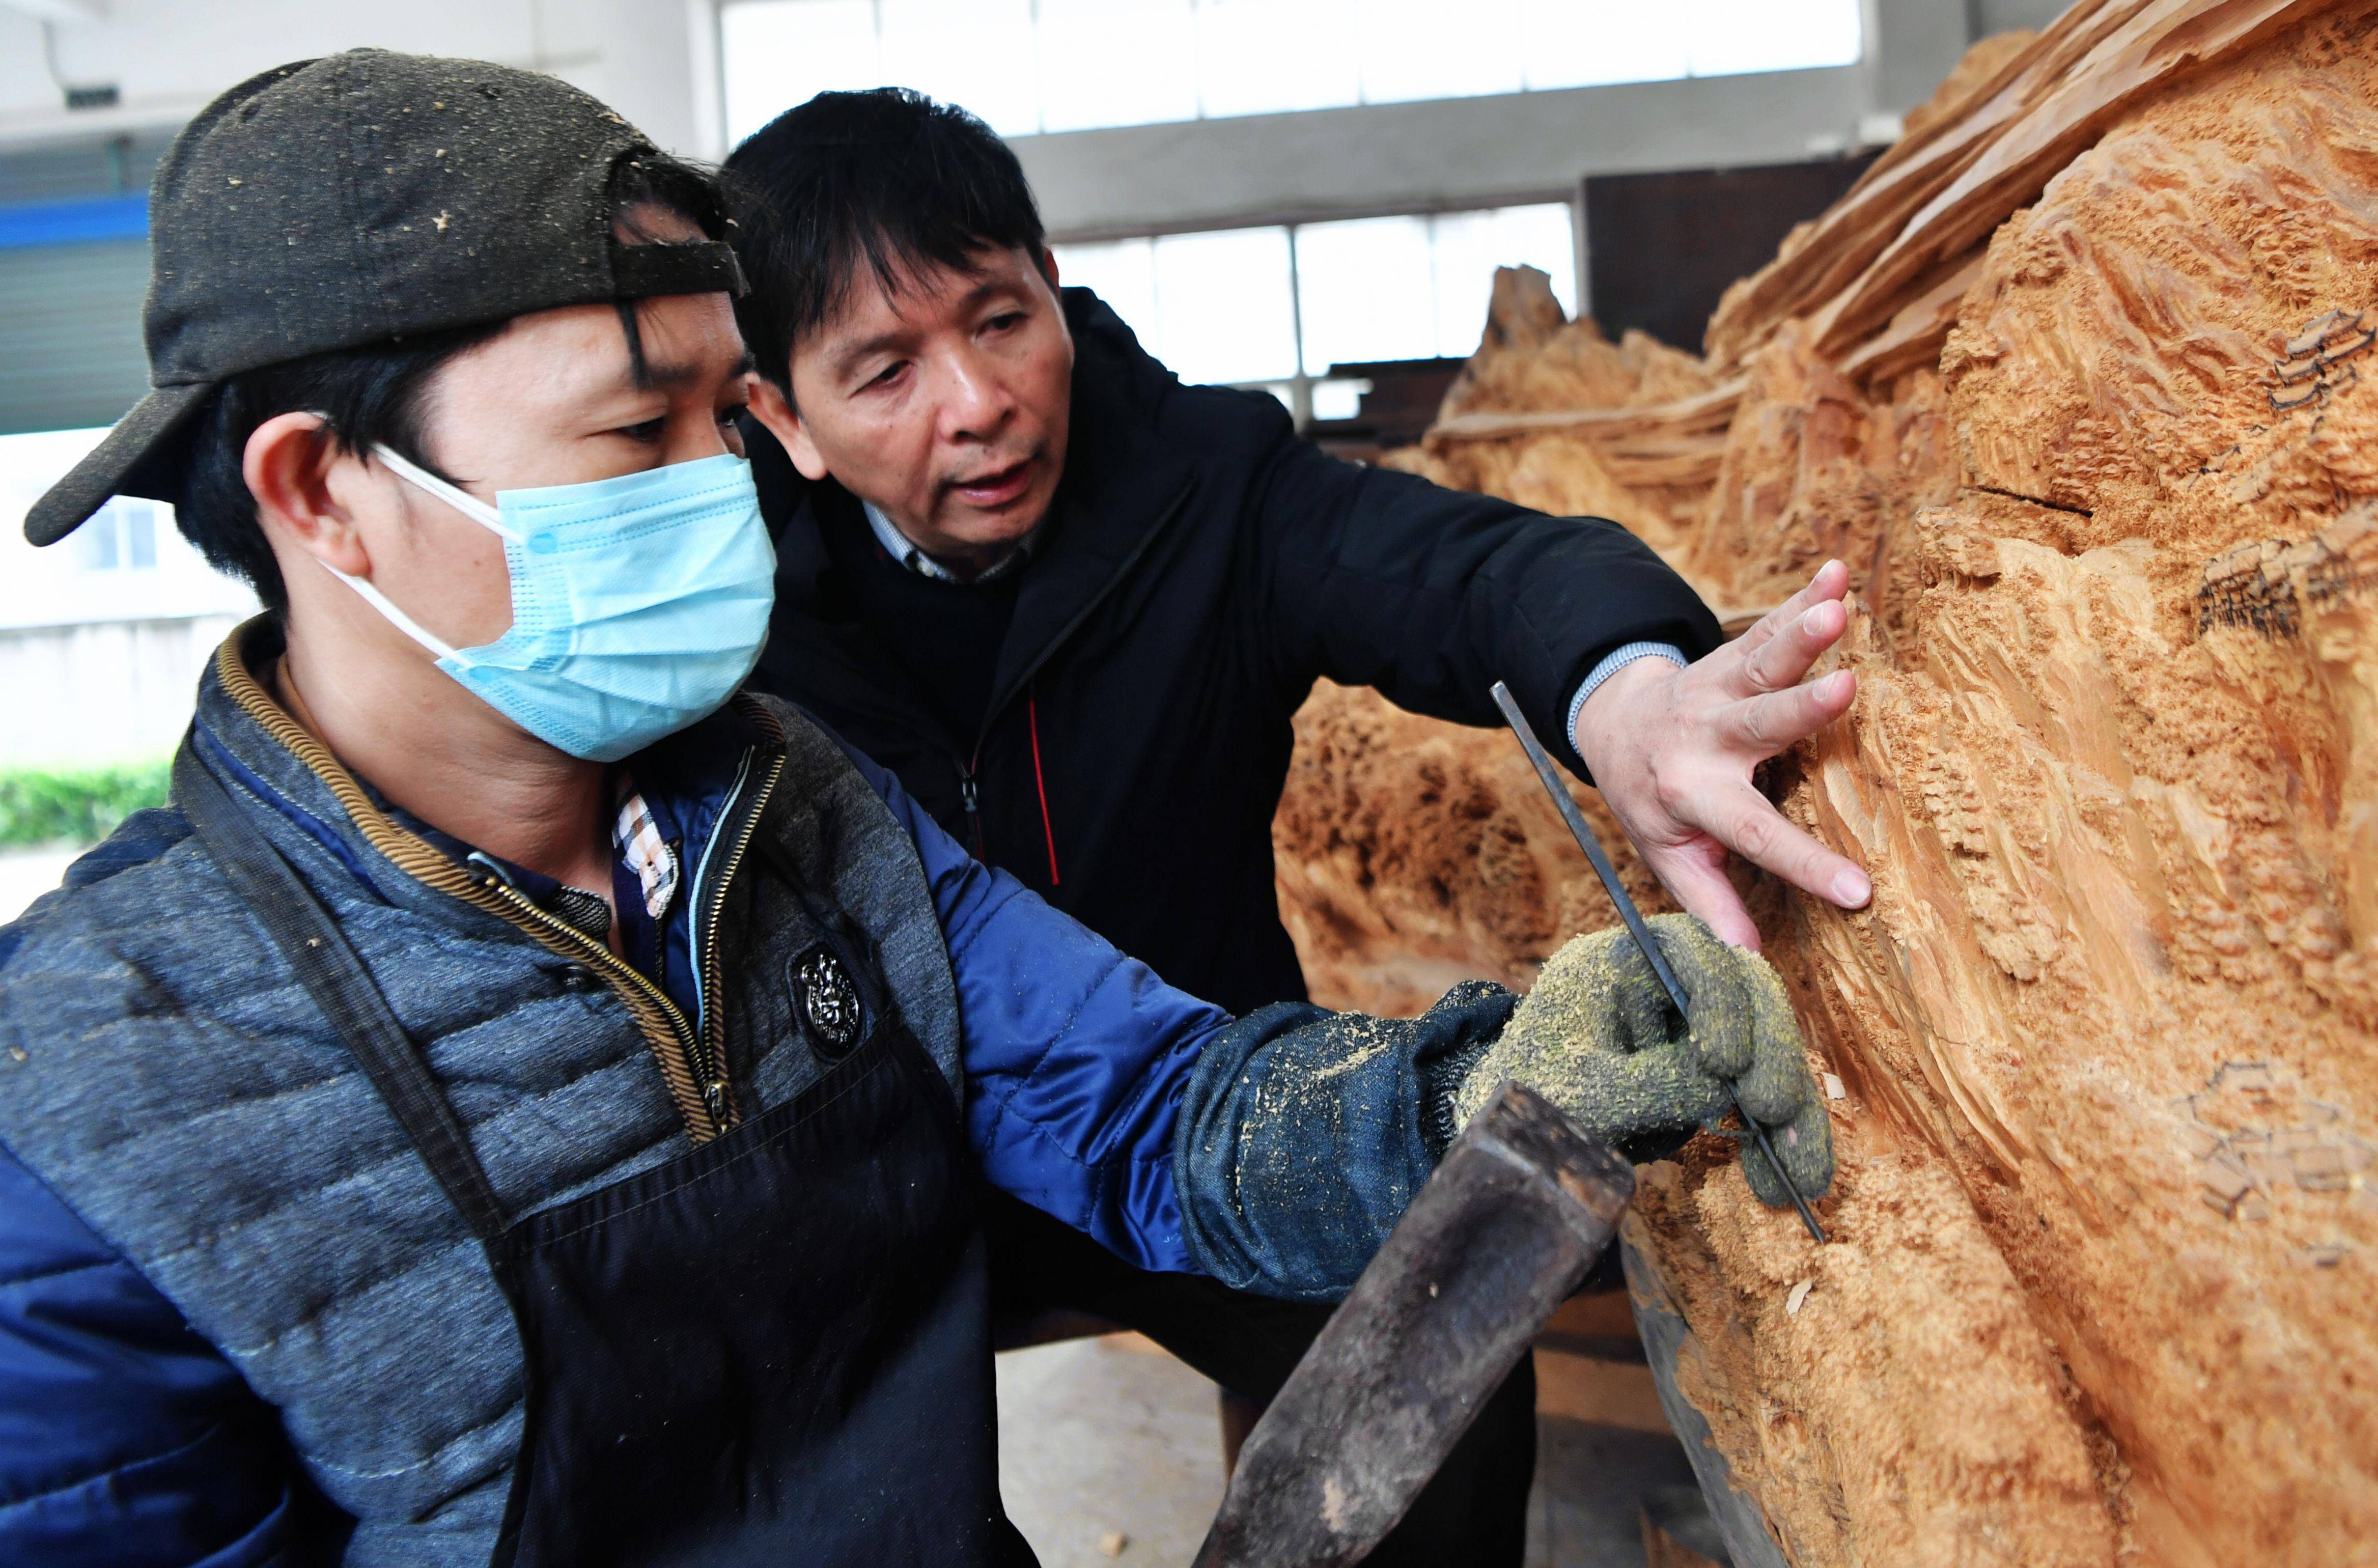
[746,289,1722,1017]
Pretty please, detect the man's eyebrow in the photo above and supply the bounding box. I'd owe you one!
[825,324,913,376]
[633,345,757,389]
[823,275,1029,375]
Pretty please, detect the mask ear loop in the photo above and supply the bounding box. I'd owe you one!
[369,443,524,542]
[323,561,464,660]
[299,414,522,663]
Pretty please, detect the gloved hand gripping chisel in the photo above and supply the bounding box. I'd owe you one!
[1488,680,1828,1244]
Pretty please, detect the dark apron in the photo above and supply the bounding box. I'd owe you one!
[174,746,1036,1567]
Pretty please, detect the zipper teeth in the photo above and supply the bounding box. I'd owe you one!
[694,750,787,1133]
[686,748,756,1047]
[474,872,716,1141]
[207,624,722,1144]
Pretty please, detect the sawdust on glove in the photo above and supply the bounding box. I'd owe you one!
[1452,912,1833,1207]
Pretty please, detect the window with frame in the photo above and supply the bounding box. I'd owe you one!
[1053,201,1577,409]
[74,497,159,574]
[720,0,1865,145]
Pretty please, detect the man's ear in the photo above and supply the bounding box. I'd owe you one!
[244,412,372,576]
[747,376,831,483]
[1037,246,1060,291]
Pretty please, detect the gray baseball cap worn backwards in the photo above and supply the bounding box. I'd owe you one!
[25,49,744,547]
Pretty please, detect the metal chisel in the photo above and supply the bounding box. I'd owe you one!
[1489,680,1826,1244]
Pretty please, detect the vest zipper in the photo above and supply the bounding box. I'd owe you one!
[209,630,770,1148]
[689,748,787,1135]
[468,871,718,1140]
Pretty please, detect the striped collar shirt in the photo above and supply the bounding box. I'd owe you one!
[861,498,1039,584]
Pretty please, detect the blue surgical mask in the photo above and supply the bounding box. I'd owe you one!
[323,444,775,763]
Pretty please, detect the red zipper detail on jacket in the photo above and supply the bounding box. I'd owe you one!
[1027,690,1060,887]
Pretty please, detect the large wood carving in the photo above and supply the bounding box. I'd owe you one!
[1271,6,2378,1561]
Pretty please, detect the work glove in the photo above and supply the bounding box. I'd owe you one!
[1448,913,1832,1207]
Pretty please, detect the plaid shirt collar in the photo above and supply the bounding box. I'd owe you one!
[610,776,679,920]
[385,772,681,940]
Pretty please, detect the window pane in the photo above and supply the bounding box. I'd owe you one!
[878,0,1040,136]
[1310,377,1372,420]
[1037,0,1199,133]
[1518,0,1689,91]
[1,429,253,653]
[1296,215,1436,374]
[1194,0,1360,120]
[124,503,156,570]
[1429,204,1576,358]
[1355,0,1522,106]
[1685,0,1861,77]
[718,0,1866,143]
[722,0,882,146]
[77,509,118,572]
[1052,238,1161,360]
[1151,228,1298,384]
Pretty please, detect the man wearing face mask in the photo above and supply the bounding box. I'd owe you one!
[0,51,1831,1568]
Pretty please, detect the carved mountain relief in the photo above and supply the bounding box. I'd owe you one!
[1272,4,2378,1560]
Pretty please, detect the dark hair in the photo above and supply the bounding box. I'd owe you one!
[175,149,732,616]
[724,88,1046,390]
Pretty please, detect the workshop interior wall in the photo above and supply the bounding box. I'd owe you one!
[1272,4,2378,1561]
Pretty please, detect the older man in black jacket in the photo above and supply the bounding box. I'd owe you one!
[730,89,1867,1562]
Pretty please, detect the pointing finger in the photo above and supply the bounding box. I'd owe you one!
[1724,560,1850,667]
[1738,597,1850,697]
[1706,783,1871,911]
[1720,669,1856,757]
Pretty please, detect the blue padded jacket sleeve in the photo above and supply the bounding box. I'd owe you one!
[1171,982,1519,1302]
[829,736,1231,1274]
[0,1142,294,1568]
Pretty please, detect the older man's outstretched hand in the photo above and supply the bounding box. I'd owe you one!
[1573,561,1871,953]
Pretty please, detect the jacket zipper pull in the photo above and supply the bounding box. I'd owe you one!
[959,753,988,858]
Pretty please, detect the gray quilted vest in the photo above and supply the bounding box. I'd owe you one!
[0,624,965,1565]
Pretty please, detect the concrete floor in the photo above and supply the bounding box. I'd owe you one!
[996,1333,1703,1568]
[997,1334,1225,1567]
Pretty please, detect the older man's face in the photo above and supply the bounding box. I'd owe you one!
[756,244,1073,577]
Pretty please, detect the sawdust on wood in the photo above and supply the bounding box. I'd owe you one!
[1272,6,2378,1562]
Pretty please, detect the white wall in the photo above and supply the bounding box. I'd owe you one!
[1018,65,1879,242]
[0,427,255,766]
[0,0,707,156]
[1973,0,2077,33]
[774,0,1976,242]
[0,614,246,766]
[0,428,256,633]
